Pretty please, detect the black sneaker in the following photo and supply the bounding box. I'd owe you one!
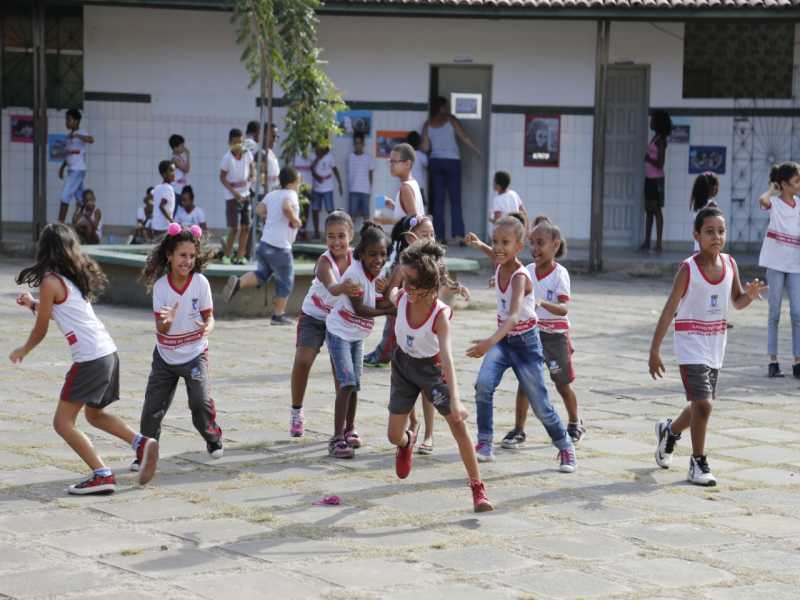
[655,419,681,469]
[271,314,294,326]
[567,421,586,447]
[501,428,526,449]
[768,362,784,378]
[207,440,224,459]
[793,364,800,379]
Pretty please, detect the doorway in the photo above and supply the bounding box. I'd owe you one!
[430,65,492,240]
[602,64,649,247]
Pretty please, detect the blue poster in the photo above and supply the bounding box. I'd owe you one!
[48,133,68,163]
[689,145,726,175]
[336,110,372,137]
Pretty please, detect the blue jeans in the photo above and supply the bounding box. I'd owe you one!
[254,242,294,298]
[429,158,464,240]
[766,268,800,358]
[61,169,86,205]
[348,192,370,217]
[311,190,334,213]
[474,328,570,450]
[326,332,363,391]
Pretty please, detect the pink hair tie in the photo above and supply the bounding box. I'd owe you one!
[190,225,203,239]
[167,222,182,236]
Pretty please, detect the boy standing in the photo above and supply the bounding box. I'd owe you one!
[310,142,342,239]
[169,134,191,196]
[491,170,527,225]
[151,161,177,237]
[219,128,255,264]
[347,133,374,229]
[58,109,94,223]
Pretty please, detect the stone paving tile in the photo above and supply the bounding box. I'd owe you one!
[507,568,631,599]
[421,546,540,573]
[0,510,95,534]
[222,536,349,562]
[307,558,441,589]
[94,497,213,522]
[0,566,105,599]
[155,518,273,547]
[390,584,517,599]
[520,530,639,560]
[603,557,736,588]
[100,547,240,579]
[715,514,800,538]
[45,527,171,557]
[711,546,800,576]
[705,584,800,600]
[619,522,740,548]
[176,570,333,600]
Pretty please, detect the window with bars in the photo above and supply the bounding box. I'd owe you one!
[683,21,794,99]
[1,7,83,109]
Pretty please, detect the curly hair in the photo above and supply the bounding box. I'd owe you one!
[140,228,212,292]
[354,221,388,260]
[16,223,107,301]
[399,238,451,291]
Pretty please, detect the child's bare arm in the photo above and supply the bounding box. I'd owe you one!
[351,295,395,318]
[10,277,59,363]
[649,265,688,379]
[464,232,493,259]
[730,260,767,310]
[436,313,465,419]
[539,299,568,317]
[467,273,525,358]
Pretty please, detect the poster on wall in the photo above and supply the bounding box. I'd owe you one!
[336,110,372,137]
[451,93,482,120]
[689,145,726,174]
[669,117,691,144]
[524,114,560,167]
[10,115,34,143]
[47,134,69,163]
[375,130,409,158]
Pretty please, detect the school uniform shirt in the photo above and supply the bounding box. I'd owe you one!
[394,291,451,359]
[758,195,800,274]
[393,179,425,221]
[220,150,254,197]
[493,189,524,217]
[50,274,117,363]
[347,152,374,194]
[174,206,206,227]
[495,264,538,336]
[312,152,335,193]
[152,273,213,365]
[411,151,429,191]
[172,152,189,194]
[325,259,379,342]
[151,183,176,231]
[294,153,313,183]
[266,149,280,192]
[260,188,300,249]
[527,262,570,334]
[301,249,352,320]
[137,206,153,229]
[77,206,103,239]
[674,254,734,369]
[65,130,89,171]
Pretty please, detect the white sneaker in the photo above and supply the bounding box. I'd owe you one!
[130,459,141,472]
[207,441,224,459]
[655,419,680,469]
[687,455,717,487]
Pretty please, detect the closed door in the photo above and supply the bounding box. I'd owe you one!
[432,65,492,239]
[603,65,649,247]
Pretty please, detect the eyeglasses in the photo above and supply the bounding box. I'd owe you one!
[389,159,409,164]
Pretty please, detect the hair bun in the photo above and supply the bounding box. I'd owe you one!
[190,225,203,239]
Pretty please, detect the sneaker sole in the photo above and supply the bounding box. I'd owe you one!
[501,441,524,449]
[223,276,238,302]
[68,483,117,495]
[476,454,495,463]
[559,465,576,473]
[138,439,159,486]
[290,431,304,438]
[655,422,671,469]
[688,477,717,487]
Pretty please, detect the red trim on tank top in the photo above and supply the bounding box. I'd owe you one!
[692,255,726,285]
[536,262,557,281]
[405,295,438,330]
[168,272,193,295]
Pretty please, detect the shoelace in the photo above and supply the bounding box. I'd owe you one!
[557,448,575,463]
[695,456,711,474]
[665,433,680,454]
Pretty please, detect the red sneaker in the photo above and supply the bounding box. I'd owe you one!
[68,473,117,495]
[395,427,418,479]
[136,437,159,485]
[470,479,493,513]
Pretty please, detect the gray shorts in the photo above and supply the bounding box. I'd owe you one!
[389,348,451,417]
[61,352,120,408]
[296,312,327,351]
[680,364,719,401]
[540,331,575,386]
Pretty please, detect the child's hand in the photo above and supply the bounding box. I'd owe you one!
[745,278,768,301]
[768,181,781,196]
[384,197,395,210]
[464,232,481,247]
[234,191,244,203]
[194,318,211,337]
[16,292,35,310]
[9,346,27,364]
[467,338,492,359]
[450,402,470,423]
[488,276,495,289]
[455,284,470,301]
[158,302,179,327]
[375,277,388,293]
[342,279,363,297]
[649,350,665,379]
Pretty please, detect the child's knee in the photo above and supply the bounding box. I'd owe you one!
[84,407,103,426]
[693,398,713,418]
[387,426,406,446]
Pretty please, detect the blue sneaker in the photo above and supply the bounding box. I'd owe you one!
[475,441,495,463]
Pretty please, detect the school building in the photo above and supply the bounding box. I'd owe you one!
[2,1,799,264]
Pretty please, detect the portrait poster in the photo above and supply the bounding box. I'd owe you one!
[524,115,560,167]
[48,133,69,163]
[689,145,726,175]
[336,110,373,138]
[375,130,409,158]
[10,114,34,143]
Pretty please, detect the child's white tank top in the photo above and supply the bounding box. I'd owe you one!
[393,179,425,222]
[758,195,800,273]
[301,249,351,321]
[495,264,538,336]
[50,274,117,363]
[674,254,733,369]
[394,291,451,359]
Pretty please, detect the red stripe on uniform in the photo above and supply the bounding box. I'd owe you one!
[675,320,727,335]
[338,309,374,331]
[766,230,800,247]
[61,363,80,402]
[157,329,205,347]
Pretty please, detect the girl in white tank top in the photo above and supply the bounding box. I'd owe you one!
[649,208,766,486]
[11,223,158,495]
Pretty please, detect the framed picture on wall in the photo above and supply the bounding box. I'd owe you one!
[689,145,726,174]
[10,115,34,143]
[336,109,372,137]
[375,130,410,158]
[450,93,482,120]
[524,114,560,167]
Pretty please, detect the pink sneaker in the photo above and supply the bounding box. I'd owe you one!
[470,479,493,513]
[344,428,361,448]
[328,436,354,459]
[290,408,305,438]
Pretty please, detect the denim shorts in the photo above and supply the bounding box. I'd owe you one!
[348,192,370,217]
[255,242,294,298]
[61,169,86,205]
[326,331,363,391]
[311,190,334,212]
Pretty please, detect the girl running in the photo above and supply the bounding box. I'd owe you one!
[690,172,719,252]
[289,211,360,437]
[137,223,223,467]
[387,239,493,512]
[10,223,158,494]
[325,222,394,458]
[482,216,584,450]
[651,207,766,486]
[465,216,576,471]
[757,162,800,379]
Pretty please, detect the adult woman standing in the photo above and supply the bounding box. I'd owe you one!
[422,96,481,243]
[640,110,672,252]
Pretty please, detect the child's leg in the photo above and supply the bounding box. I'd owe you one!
[334,388,353,436]
[237,219,250,259]
[766,268,786,361]
[513,385,528,430]
[140,350,180,440]
[445,413,480,482]
[419,391,435,444]
[388,412,411,446]
[344,340,363,431]
[786,272,800,362]
[181,353,223,445]
[271,247,294,317]
[54,401,104,471]
[312,210,321,237]
[474,343,511,443]
[670,365,716,456]
[225,226,238,257]
[58,202,70,223]
[84,406,137,446]
[326,333,358,437]
[556,382,579,423]
[291,346,319,409]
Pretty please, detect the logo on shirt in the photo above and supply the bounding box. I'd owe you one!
[546,290,554,301]
[192,297,199,311]
[500,298,507,310]
[406,335,414,349]
[710,294,718,308]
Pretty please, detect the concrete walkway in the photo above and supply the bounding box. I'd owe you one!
[0,259,798,600]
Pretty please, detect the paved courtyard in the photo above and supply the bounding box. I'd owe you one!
[1,258,799,600]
